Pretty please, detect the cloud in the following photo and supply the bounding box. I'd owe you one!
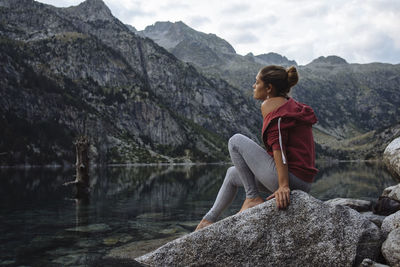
[36,0,82,7]
[36,0,400,65]
[231,32,259,44]
[188,16,211,28]
[160,1,190,11]
[221,3,251,14]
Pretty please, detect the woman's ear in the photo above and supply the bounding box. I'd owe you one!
[266,83,273,94]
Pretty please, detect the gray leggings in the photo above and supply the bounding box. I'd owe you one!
[203,133,311,222]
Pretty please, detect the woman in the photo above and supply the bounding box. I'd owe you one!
[195,65,318,231]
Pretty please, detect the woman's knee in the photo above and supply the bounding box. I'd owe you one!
[224,166,242,187]
[228,133,246,151]
[226,166,236,176]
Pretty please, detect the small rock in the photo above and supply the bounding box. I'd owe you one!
[382,184,400,202]
[360,212,386,227]
[381,210,400,236]
[65,223,111,233]
[103,234,133,245]
[159,228,178,235]
[0,260,16,266]
[176,221,199,231]
[75,239,99,248]
[88,257,145,267]
[103,237,121,246]
[373,196,400,216]
[359,258,389,267]
[381,228,400,267]
[136,212,164,219]
[107,234,184,259]
[52,253,87,266]
[383,137,400,179]
[325,198,372,212]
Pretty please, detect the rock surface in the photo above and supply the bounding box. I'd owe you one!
[383,137,400,179]
[134,191,382,267]
[381,228,400,267]
[325,198,372,212]
[382,184,400,201]
[381,210,400,236]
[360,212,386,227]
[359,258,389,267]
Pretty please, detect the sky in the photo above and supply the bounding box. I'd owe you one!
[37,0,400,65]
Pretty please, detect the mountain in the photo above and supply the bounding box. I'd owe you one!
[1,0,399,165]
[139,21,236,55]
[138,21,400,159]
[298,60,400,137]
[308,55,348,65]
[138,21,297,92]
[253,52,297,66]
[0,0,261,165]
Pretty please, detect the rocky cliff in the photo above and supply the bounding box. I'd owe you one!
[0,0,260,165]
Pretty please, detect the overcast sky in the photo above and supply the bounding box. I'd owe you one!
[37,0,400,65]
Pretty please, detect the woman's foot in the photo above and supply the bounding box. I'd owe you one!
[195,219,213,231]
[239,196,264,212]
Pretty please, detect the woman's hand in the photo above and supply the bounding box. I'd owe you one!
[266,186,291,209]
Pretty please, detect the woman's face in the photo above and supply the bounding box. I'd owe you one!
[253,72,268,100]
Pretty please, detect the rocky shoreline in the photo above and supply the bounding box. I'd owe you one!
[99,186,399,267]
[100,137,400,267]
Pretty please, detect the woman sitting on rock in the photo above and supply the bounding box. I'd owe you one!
[196,65,318,231]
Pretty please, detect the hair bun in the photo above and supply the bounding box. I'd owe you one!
[286,66,298,88]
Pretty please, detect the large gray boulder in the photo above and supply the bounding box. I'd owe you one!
[381,228,400,267]
[383,137,400,179]
[381,210,400,236]
[134,191,382,267]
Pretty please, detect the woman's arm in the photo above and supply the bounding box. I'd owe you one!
[266,149,290,209]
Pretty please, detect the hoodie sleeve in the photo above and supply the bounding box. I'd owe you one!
[266,120,288,152]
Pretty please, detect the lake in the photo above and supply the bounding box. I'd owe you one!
[0,161,397,266]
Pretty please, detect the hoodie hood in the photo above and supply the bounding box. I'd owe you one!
[262,97,317,134]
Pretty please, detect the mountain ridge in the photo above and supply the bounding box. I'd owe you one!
[0,0,261,165]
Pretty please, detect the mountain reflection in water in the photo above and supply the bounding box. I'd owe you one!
[0,161,397,266]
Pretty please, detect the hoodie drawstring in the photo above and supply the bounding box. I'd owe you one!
[278,117,287,165]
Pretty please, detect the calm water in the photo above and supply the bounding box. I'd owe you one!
[0,162,397,266]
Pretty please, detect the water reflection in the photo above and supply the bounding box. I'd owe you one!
[0,161,397,265]
[311,161,396,201]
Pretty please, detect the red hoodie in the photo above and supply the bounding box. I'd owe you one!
[261,97,318,183]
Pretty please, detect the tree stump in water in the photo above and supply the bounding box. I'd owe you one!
[74,135,90,198]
